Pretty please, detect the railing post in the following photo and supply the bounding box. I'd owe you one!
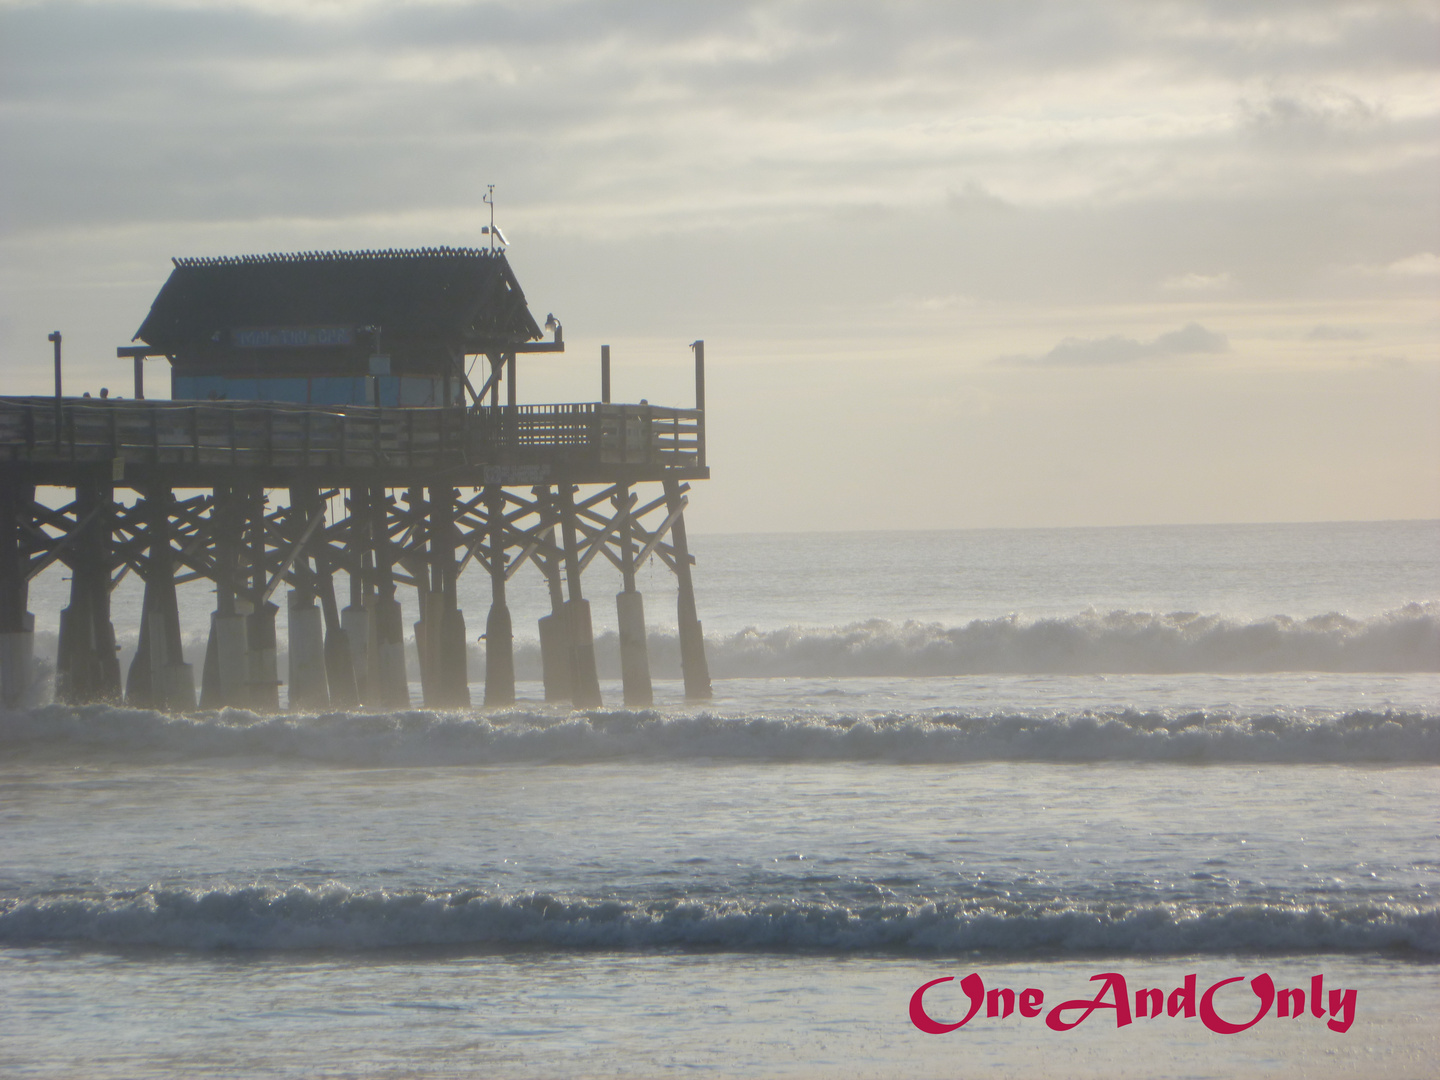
[691,339,705,468]
[49,331,62,451]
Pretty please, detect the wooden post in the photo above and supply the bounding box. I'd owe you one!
[286,487,331,711]
[692,339,704,412]
[483,485,515,706]
[55,476,120,703]
[370,486,409,707]
[0,479,35,707]
[506,353,517,408]
[49,331,62,451]
[426,484,469,708]
[341,486,378,706]
[664,477,711,700]
[126,487,195,711]
[601,345,611,404]
[614,483,652,706]
[535,488,572,703]
[691,339,705,469]
[560,483,602,708]
[202,485,248,709]
[408,486,436,704]
[244,486,280,712]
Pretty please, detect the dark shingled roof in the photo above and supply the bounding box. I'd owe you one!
[135,247,543,353]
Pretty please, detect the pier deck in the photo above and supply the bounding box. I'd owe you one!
[0,394,711,714]
[0,396,706,487]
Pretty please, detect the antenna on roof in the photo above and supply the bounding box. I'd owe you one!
[481,184,507,251]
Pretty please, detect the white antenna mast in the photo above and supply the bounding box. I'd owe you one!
[481,184,507,250]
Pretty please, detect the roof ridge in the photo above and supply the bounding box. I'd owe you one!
[170,246,496,268]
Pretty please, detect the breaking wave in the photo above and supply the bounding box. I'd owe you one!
[1,884,1434,955]
[684,604,1440,677]
[2,704,1436,765]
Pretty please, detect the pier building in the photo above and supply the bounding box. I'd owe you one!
[0,246,711,712]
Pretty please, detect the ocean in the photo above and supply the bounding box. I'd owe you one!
[2,518,1437,1078]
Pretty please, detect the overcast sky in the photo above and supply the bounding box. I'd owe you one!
[2,0,1436,531]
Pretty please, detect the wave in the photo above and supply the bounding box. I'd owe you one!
[3,704,1436,764]
[2,884,1434,955]
[686,604,1440,677]
[24,606,1439,688]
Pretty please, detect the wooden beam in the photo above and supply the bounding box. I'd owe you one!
[258,508,325,606]
[25,500,106,580]
[632,496,686,569]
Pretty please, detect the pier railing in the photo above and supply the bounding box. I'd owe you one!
[0,397,704,479]
[476,403,703,468]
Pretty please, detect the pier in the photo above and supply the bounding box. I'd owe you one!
[0,246,712,710]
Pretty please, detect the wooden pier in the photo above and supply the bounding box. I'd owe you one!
[0,246,713,711]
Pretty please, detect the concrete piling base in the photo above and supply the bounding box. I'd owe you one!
[538,610,573,703]
[565,598,602,709]
[246,601,280,712]
[55,604,120,705]
[212,613,249,707]
[287,591,330,711]
[372,595,409,707]
[55,605,81,703]
[0,626,35,707]
[415,599,470,707]
[616,590,653,707]
[323,625,359,710]
[148,615,195,711]
[341,604,376,705]
[484,602,515,707]
[678,614,711,701]
[415,591,442,706]
[438,607,471,708]
[161,662,197,712]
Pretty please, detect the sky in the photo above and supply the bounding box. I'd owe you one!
[1,0,1437,533]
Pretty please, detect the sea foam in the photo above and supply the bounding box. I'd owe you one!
[689,604,1440,677]
[1,884,1434,955]
[3,704,1435,765]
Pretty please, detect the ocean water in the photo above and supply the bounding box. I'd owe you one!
[2,519,1437,1078]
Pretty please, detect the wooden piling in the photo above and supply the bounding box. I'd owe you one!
[483,485,516,706]
[615,483,653,707]
[560,484,602,708]
[536,487,573,703]
[125,486,195,711]
[370,486,409,707]
[427,484,470,708]
[0,478,36,707]
[201,485,248,709]
[244,486,280,711]
[664,478,711,700]
[55,476,121,703]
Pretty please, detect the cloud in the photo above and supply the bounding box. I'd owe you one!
[946,181,1014,217]
[1306,324,1366,341]
[1,2,1437,337]
[1239,89,1382,147]
[996,322,1230,367]
[3,0,1438,243]
[1161,271,1232,292]
[892,293,978,312]
[1372,252,1440,277]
